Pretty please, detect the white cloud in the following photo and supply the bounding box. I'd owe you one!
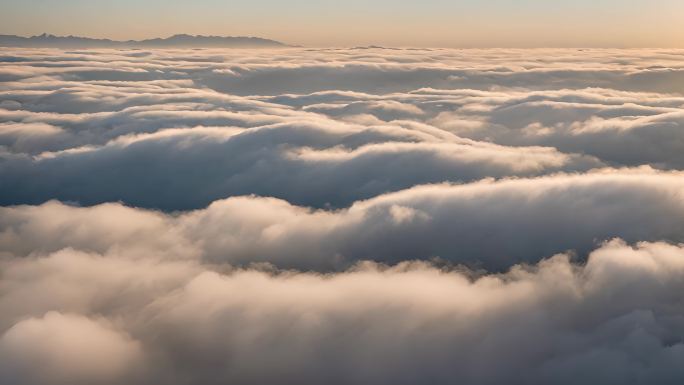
[0,241,684,384]
[3,168,684,271]
[0,312,143,385]
[3,47,684,384]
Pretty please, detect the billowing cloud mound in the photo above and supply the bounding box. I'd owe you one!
[0,312,143,385]
[2,241,684,384]
[0,121,598,209]
[2,47,684,384]
[3,167,684,271]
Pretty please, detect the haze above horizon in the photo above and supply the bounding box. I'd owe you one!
[1,0,683,48]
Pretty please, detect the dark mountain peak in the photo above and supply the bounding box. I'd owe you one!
[0,33,288,48]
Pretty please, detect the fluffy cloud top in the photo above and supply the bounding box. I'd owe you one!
[3,168,684,271]
[2,48,683,210]
[2,241,684,384]
[0,312,143,385]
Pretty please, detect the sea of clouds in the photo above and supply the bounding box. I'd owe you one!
[1,47,684,384]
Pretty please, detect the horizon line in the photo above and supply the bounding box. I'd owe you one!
[2,32,684,50]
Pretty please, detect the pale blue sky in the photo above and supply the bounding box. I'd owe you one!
[1,0,682,47]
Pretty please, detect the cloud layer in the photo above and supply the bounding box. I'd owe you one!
[3,240,684,384]
[2,48,684,209]
[3,167,684,271]
[2,47,684,384]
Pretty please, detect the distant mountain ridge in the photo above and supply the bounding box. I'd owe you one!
[0,33,287,48]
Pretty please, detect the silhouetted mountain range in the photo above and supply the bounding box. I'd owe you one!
[0,33,287,48]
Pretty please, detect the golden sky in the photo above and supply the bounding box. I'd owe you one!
[1,0,683,47]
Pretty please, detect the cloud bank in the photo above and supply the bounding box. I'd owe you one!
[2,241,684,384]
[3,167,684,271]
[2,48,684,210]
[2,47,684,384]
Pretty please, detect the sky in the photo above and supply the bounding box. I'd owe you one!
[1,0,683,47]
